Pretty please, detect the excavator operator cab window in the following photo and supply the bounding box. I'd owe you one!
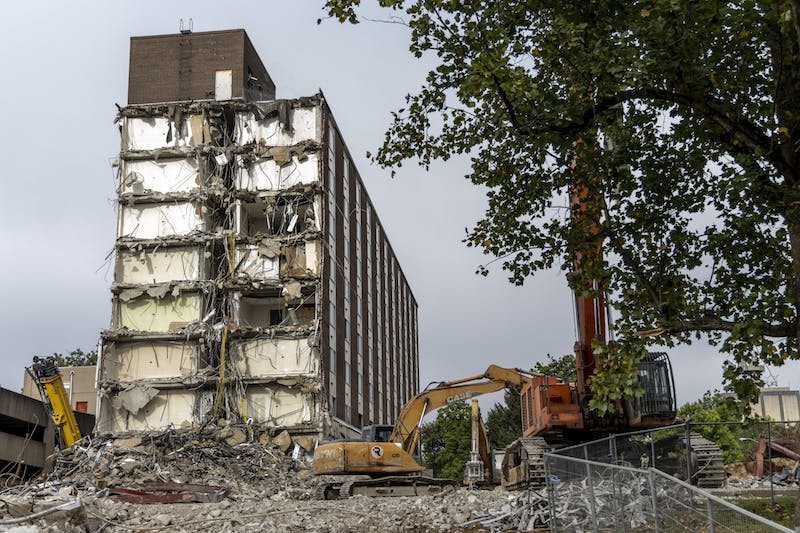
[361,425,394,442]
[637,352,677,416]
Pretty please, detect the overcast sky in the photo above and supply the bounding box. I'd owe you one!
[0,1,796,409]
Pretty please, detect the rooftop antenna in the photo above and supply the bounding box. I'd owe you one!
[180,18,193,34]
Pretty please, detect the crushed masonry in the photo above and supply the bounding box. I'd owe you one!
[0,427,543,532]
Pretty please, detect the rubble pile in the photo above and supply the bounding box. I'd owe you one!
[0,425,549,532]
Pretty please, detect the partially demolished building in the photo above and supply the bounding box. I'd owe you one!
[97,29,419,443]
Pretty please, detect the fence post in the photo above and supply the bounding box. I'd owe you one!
[648,468,660,533]
[706,497,716,533]
[584,447,599,533]
[684,422,693,484]
[767,421,775,506]
[650,430,656,470]
[545,455,557,533]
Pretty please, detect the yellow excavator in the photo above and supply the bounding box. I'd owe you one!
[26,356,82,448]
[313,364,537,498]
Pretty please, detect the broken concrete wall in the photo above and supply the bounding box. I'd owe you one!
[230,338,316,378]
[97,387,202,433]
[120,158,203,194]
[244,385,314,426]
[234,104,319,145]
[234,244,280,281]
[100,340,205,382]
[116,247,205,284]
[235,152,319,190]
[115,292,204,332]
[121,115,204,151]
[118,202,206,239]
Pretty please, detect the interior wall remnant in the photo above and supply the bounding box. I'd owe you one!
[235,153,319,191]
[120,158,202,194]
[234,245,279,281]
[99,388,200,433]
[231,338,316,377]
[116,293,203,332]
[101,341,203,381]
[116,248,203,284]
[119,203,205,239]
[244,386,313,426]
[234,107,318,145]
[279,240,320,278]
[122,116,201,151]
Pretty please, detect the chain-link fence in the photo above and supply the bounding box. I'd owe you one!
[544,452,794,532]
[552,423,726,486]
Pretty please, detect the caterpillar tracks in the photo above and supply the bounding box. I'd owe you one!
[500,432,725,491]
[501,437,549,491]
[319,476,459,499]
[687,433,726,488]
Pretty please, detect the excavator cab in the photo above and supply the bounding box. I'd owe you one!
[361,425,394,443]
[626,352,677,427]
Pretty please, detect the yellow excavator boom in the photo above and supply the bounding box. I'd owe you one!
[313,364,536,478]
[28,356,82,448]
[390,364,536,457]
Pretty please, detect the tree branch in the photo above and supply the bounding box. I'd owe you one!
[502,88,795,182]
[656,318,796,337]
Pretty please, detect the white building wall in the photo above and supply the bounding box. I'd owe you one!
[120,158,201,194]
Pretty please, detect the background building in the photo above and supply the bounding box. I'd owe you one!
[22,366,97,415]
[96,29,418,442]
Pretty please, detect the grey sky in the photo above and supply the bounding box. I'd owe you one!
[0,0,796,408]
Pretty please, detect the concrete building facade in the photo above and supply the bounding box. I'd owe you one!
[97,29,418,442]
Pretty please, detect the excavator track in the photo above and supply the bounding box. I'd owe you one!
[320,476,458,499]
[688,433,725,488]
[502,437,549,491]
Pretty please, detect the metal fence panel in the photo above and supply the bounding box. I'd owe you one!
[544,435,795,533]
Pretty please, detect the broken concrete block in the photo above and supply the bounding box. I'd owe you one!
[225,428,248,446]
[292,435,316,453]
[273,430,293,452]
[153,514,172,526]
[111,385,159,415]
[113,437,143,449]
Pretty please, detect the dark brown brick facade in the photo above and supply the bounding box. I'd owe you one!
[128,29,275,104]
[321,104,419,429]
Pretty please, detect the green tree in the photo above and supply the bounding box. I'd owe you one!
[48,348,98,367]
[325,1,800,410]
[486,389,521,450]
[678,391,758,464]
[533,354,577,383]
[420,401,471,479]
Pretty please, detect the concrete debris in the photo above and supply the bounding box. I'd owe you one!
[1,425,542,532]
[111,385,159,415]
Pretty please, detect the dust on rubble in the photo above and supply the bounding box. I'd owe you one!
[0,424,548,532]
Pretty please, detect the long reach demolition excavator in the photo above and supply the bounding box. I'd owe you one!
[313,149,724,497]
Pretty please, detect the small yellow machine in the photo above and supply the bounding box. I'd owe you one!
[27,356,82,448]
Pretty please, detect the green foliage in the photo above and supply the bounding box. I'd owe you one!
[678,391,759,463]
[420,401,471,480]
[486,389,521,450]
[533,354,577,383]
[49,349,98,367]
[325,0,800,412]
[732,497,798,529]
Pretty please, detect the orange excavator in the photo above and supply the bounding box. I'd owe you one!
[314,148,723,495]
